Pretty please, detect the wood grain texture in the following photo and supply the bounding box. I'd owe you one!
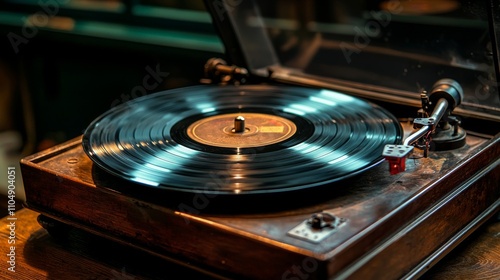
[423,215,500,280]
[17,133,500,279]
[0,208,213,280]
[0,208,499,279]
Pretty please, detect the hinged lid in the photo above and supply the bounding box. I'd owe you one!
[204,0,500,122]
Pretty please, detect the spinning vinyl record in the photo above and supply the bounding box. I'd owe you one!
[82,85,403,195]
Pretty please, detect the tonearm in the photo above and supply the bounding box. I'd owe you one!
[383,79,466,174]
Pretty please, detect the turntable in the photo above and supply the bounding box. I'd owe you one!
[20,0,500,279]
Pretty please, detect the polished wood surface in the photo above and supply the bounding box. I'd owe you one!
[18,133,500,279]
[0,208,210,279]
[423,213,500,279]
[0,208,498,279]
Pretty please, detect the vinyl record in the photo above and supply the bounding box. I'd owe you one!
[82,84,403,195]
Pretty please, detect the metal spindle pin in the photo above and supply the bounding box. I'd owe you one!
[234,116,245,133]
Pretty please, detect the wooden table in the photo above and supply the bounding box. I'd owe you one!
[0,207,499,279]
[0,208,213,279]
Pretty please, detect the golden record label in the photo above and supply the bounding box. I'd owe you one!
[187,113,297,148]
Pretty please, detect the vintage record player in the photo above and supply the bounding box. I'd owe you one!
[20,0,500,279]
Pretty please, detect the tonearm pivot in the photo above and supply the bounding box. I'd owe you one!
[383,79,466,175]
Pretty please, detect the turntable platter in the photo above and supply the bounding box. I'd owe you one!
[82,85,403,195]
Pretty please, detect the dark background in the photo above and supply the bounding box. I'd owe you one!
[0,1,224,154]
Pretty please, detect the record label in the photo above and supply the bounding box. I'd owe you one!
[187,113,297,148]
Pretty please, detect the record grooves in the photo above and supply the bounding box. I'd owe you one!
[82,85,403,196]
